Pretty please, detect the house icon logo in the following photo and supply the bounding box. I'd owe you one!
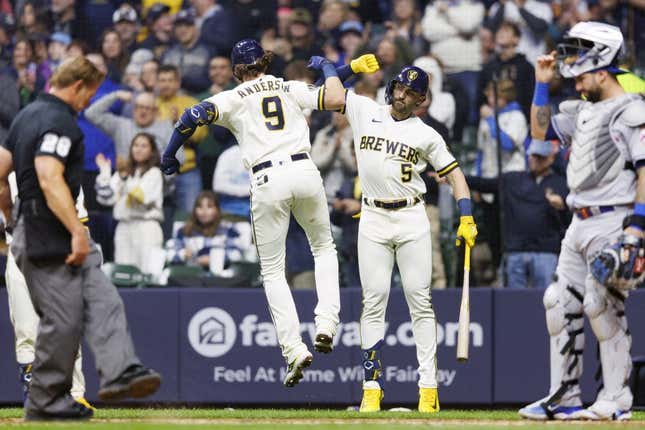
[188,307,237,357]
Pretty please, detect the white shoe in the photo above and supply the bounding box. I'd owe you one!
[576,399,632,421]
[283,351,313,388]
[518,399,584,421]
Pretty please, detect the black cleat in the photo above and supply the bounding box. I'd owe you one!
[98,365,161,401]
[25,402,93,421]
[314,333,333,354]
[283,353,313,387]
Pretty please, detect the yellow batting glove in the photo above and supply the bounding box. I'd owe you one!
[456,215,478,248]
[350,54,380,74]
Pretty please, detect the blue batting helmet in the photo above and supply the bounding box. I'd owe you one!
[384,66,429,104]
[231,38,265,67]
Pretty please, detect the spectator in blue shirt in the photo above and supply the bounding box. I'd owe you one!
[466,139,570,289]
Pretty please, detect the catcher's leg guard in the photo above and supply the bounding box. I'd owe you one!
[519,276,584,420]
[362,340,384,389]
[544,279,585,408]
[582,282,633,418]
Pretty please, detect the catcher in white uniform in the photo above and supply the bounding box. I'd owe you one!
[3,172,90,407]
[161,39,378,387]
[519,22,645,421]
[314,63,478,412]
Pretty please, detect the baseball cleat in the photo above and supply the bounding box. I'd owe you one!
[418,387,440,413]
[75,397,96,411]
[98,365,161,401]
[518,402,584,420]
[283,352,313,388]
[314,330,333,354]
[359,387,383,412]
[574,399,632,421]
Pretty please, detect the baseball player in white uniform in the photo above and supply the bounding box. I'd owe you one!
[519,22,645,421]
[4,172,91,407]
[160,39,378,387]
[314,63,478,412]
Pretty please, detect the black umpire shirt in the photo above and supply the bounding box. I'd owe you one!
[3,93,84,206]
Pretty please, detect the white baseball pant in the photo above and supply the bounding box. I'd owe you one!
[5,250,86,399]
[358,203,437,388]
[250,156,340,364]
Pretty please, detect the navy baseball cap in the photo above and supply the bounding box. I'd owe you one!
[174,9,196,26]
[146,3,170,23]
[113,6,138,24]
[527,139,554,157]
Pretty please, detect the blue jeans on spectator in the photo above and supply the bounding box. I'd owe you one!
[505,252,558,289]
[175,168,203,213]
[447,70,480,125]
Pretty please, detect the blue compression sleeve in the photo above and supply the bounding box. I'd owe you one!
[164,109,198,158]
[315,64,354,86]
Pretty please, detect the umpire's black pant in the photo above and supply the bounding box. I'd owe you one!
[11,218,141,414]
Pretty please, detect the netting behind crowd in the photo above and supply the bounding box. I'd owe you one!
[0,0,643,288]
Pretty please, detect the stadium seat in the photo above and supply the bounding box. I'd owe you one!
[102,263,147,288]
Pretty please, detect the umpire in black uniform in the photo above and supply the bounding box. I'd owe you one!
[0,56,161,421]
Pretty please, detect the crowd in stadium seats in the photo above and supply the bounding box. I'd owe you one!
[0,0,643,288]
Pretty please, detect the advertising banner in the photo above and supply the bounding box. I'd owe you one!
[0,287,643,405]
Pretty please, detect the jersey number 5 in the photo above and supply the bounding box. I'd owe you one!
[401,163,412,182]
[262,96,285,131]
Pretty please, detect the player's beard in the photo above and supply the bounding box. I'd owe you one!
[584,87,602,103]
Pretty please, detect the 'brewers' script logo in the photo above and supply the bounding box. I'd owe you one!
[407,70,418,81]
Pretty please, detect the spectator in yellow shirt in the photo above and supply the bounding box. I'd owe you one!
[156,64,207,211]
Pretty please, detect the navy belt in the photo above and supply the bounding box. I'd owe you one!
[252,153,309,174]
[575,205,616,220]
[364,196,422,210]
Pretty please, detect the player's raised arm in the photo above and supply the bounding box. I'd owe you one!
[161,101,217,175]
[307,54,379,111]
[530,51,557,140]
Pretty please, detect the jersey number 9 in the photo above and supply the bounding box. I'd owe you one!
[262,96,285,131]
[401,163,412,182]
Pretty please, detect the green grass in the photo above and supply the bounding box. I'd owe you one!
[0,408,642,429]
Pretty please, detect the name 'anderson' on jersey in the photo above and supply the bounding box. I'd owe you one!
[203,75,323,169]
[344,91,458,200]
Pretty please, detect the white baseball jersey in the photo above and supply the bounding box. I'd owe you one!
[344,91,458,200]
[204,75,323,169]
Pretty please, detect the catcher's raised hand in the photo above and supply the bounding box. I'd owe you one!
[350,54,380,74]
[536,50,557,84]
[456,215,478,248]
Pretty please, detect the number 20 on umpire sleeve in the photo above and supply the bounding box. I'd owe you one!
[401,163,412,182]
[262,96,285,130]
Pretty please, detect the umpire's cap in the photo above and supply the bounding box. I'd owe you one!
[385,65,429,104]
[231,39,265,67]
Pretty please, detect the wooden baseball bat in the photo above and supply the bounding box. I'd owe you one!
[456,243,471,362]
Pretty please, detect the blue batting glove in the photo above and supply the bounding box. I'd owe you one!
[307,56,329,71]
[161,155,180,175]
